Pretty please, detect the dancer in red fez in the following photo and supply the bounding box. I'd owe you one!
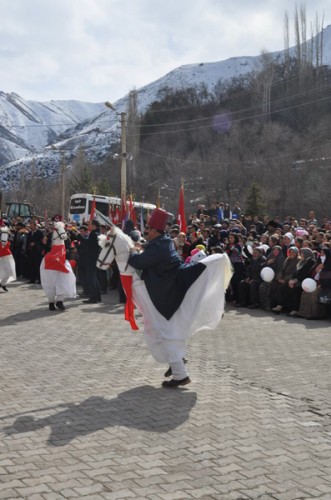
[40,216,76,311]
[128,208,230,387]
[0,226,16,291]
[97,207,232,388]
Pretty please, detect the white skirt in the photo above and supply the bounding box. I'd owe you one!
[0,254,16,285]
[131,253,232,363]
[40,259,76,301]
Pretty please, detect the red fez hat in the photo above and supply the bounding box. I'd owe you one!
[51,215,63,222]
[148,208,169,231]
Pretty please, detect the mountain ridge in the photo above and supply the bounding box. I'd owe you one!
[0,24,330,190]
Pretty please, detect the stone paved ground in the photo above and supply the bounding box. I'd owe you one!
[0,280,331,500]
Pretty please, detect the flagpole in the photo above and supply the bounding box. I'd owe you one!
[177,181,187,234]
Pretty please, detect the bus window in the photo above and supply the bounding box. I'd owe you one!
[88,200,110,216]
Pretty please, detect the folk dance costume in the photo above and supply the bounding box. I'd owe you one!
[0,227,16,291]
[129,209,232,388]
[97,208,233,388]
[40,217,76,311]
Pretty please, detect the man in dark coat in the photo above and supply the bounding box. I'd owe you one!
[25,221,44,283]
[76,225,90,297]
[11,222,28,278]
[128,208,205,388]
[83,220,101,304]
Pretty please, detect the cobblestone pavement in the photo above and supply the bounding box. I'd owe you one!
[0,280,331,500]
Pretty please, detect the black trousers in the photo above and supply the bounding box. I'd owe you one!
[86,264,101,301]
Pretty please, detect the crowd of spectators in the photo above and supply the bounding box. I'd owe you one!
[170,203,331,320]
[3,200,331,321]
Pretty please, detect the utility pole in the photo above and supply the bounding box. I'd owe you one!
[105,101,128,204]
[120,112,127,203]
[59,153,69,218]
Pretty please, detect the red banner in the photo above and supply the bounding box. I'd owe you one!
[120,274,139,330]
[90,197,96,221]
[44,245,69,273]
[177,183,187,234]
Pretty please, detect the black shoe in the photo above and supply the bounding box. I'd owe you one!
[83,299,100,304]
[1,285,8,292]
[49,303,56,311]
[162,377,191,388]
[55,301,65,310]
[164,358,188,377]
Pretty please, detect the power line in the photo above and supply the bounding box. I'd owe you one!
[134,94,331,137]
[139,137,331,168]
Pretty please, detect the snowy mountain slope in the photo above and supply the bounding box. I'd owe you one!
[0,92,105,162]
[0,24,330,190]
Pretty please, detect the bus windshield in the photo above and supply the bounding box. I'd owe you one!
[69,197,86,214]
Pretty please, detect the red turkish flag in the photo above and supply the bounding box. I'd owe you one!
[177,183,187,234]
[44,245,69,273]
[120,274,139,330]
[89,196,96,221]
[0,241,12,257]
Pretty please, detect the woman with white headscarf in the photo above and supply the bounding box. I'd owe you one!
[281,231,295,257]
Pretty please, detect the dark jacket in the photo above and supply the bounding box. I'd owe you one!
[129,234,205,319]
[86,229,100,266]
[245,255,266,281]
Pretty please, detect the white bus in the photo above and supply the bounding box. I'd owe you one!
[68,193,156,225]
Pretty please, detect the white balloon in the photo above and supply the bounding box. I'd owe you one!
[302,278,317,293]
[260,267,275,282]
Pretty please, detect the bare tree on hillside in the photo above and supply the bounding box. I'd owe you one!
[68,147,93,195]
[251,52,275,122]
[284,11,290,80]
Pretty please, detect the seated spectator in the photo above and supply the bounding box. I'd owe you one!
[272,248,315,315]
[237,247,266,308]
[297,247,331,318]
[259,245,285,311]
[287,248,316,316]
[270,247,300,313]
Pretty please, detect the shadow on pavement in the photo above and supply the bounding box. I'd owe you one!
[2,385,197,446]
[228,306,330,330]
[0,297,124,325]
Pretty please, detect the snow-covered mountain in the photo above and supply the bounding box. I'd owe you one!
[1,24,330,190]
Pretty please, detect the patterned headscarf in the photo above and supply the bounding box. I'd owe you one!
[300,248,315,261]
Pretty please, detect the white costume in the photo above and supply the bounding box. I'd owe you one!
[97,225,233,382]
[0,227,16,290]
[40,221,76,309]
